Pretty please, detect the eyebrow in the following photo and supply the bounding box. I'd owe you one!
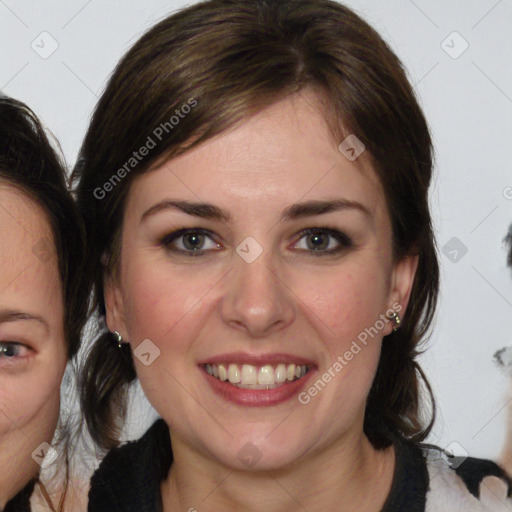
[141,199,371,223]
[0,309,50,334]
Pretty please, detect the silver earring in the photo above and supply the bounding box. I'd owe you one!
[388,312,402,332]
[113,330,123,348]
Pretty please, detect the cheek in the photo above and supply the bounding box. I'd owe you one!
[296,261,390,348]
[121,259,212,397]
[291,261,390,412]
[122,256,219,344]
[0,367,62,435]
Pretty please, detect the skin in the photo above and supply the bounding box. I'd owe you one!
[106,89,419,511]
[0,184,67,509]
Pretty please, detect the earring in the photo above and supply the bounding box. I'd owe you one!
[388,312,402,332]
[113,330,123,348]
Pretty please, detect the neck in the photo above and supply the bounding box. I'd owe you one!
[161,428,395,512]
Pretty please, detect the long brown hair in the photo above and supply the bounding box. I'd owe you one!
[72,0,439,451]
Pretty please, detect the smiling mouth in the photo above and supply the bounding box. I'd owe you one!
[202,363,310,389]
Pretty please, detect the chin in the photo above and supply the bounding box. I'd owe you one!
[195,425,316,472]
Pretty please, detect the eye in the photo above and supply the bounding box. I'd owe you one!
[160,228,222,256]
[0,342,27,359]
[293,228,353,255]
[158,226,352,257]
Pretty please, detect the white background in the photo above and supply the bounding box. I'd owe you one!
[1,0,511,463]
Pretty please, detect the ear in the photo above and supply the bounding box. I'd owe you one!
[383,253,419,336]
[103,265,129,341]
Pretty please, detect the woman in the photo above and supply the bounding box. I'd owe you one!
[0,97,87,511]
[73,0,512,510]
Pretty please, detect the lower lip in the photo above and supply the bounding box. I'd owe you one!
[201,367,315,406]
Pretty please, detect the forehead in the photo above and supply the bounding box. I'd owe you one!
[125,92,387,223]
[0,184,62,311]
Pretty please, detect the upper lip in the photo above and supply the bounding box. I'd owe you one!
[198,352,316,367]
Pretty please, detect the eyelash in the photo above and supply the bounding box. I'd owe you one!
[158,226,353,257]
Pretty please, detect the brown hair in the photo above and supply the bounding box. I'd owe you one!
[72,0,439,451]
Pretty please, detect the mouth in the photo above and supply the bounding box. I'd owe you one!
[198,355,315,406]
[202,362,310,389]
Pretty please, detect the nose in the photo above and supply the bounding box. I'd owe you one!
[220,249,295,338]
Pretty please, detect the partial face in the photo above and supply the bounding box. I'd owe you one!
[0,184,67,506]
[106,91,417,470]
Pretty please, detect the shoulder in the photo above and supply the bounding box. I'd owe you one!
[88,419,172,512]
[420,444,512,511]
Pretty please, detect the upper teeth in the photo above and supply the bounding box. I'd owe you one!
[205,363,308,387]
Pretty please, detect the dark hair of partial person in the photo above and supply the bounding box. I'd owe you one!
[71,0,439,451]
[0,96,88,358]
[0,96,89,511]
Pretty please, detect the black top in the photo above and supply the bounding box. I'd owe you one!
[88,418,512,512]
[3,480,36,512]
[89,420,172,512]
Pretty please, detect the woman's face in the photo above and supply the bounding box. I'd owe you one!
[106,91,418,470]
[0,184,66,506]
